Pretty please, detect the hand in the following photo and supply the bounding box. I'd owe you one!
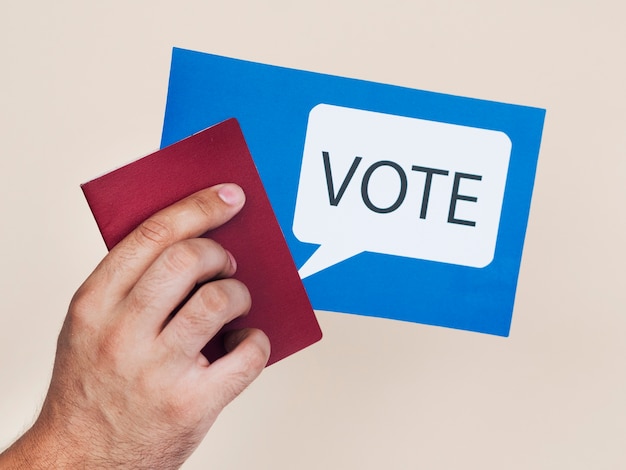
[0,184,271,469]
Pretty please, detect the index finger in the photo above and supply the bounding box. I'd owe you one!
[83,183,245,302]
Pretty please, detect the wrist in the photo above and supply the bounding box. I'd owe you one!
[0,423,60,469]
[0,404,91,469]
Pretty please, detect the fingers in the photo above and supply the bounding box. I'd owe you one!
[158,278,252,360]
[74,179,270,413]
[84,184,245,303]
[121,238,238,335]
[204,329,271,409]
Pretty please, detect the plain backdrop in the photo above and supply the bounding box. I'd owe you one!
[1,1,624,469]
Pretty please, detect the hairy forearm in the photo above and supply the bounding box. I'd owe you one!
[0,423,185,470]
[0,404,192,470]
[0,422,66,470]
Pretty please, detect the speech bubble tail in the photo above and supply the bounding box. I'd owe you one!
[298,245,363,280]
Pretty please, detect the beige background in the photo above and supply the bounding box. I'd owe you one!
[1,1,624,469]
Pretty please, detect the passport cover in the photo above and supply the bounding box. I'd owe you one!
[81,118,322,366]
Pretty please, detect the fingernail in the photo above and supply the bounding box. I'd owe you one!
[217,184,244,206]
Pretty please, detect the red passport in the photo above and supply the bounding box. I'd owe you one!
[81,118,322,366]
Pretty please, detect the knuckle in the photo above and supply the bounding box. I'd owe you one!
[68,287,90,318]
[125,287,151,316]
[198,282,232,317]
[198,279,250,318]
[188,193,217,221]
[161,241,201,276]
[67,286,98,327]
[175,281,240,334]
[95,327,126,364]
[161,390,197,423]
[135,216,173,248]
[239,333,270,372]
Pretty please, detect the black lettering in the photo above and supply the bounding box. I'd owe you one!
[323,151,362,206]
[448,172,482,226]
[411,165,449,219]
[361,161,407,214]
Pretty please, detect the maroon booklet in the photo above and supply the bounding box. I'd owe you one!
[81,118,322,366]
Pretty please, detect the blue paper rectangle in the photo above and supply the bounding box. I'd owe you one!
[161,47,545,336]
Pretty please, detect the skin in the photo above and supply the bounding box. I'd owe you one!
[0,183,271,469]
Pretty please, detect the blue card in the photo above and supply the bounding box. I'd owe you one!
[161,47,545,336]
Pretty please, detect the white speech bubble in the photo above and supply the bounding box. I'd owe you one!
[293,104,512,279]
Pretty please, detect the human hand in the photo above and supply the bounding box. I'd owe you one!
[0,184,270,469]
